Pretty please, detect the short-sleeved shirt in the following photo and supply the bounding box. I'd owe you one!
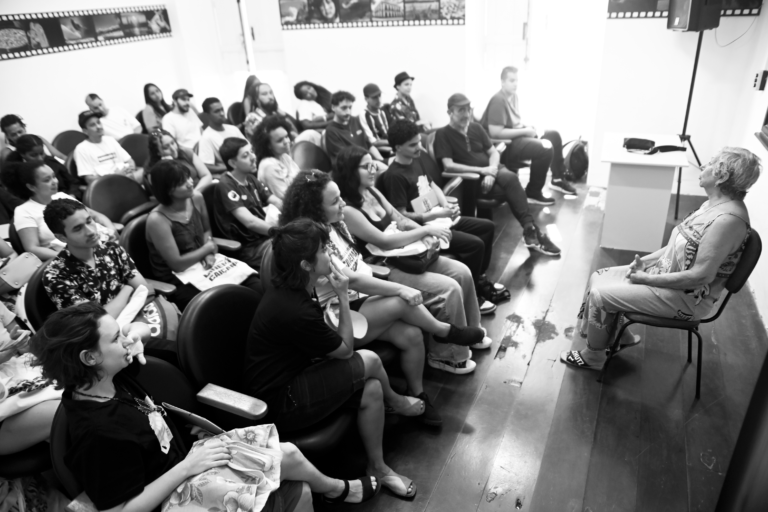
[376,159,433,213]
[390,94,421,123]
[359,108,389,143]
[315,224,372,306]
[43,240,138,309]
[257,153,301,200]
[296,99,327,122]
[13,191,74,250]
[213,172,271,247]
[197,124,245,165]
[324,117,368,160]
[100,106,141,140]
[73,136,132,177]
[480,90,522,131]
[244,287,343,408]
[62,369,186,511]
[433,122,493,170]
[161,110,203,149]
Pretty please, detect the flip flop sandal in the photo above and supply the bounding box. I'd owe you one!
[609,334,642,355]
[323,476,381,505]
[560,350,602,371]
[385,396,425,417]
[378,472,417,500]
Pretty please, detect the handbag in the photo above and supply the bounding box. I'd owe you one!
[386,249,439,274]
[0,253,42,295]
[161,424,283,512]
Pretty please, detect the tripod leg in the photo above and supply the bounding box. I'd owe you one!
[675,166,682,220]
[687,138,703,168]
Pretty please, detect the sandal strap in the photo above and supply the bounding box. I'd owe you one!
[361,476,375,501]
[323,480,350,504]
[567,351,587,367]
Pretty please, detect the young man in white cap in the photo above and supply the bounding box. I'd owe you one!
[161,88,203,150]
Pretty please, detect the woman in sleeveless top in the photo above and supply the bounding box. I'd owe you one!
[333,147,492,373]
[146,160,263,310]
[562,147,762,370]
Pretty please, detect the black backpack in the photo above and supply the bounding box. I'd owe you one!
[563,138,589,181]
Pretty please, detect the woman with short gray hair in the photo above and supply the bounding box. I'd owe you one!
[561,147,761,370]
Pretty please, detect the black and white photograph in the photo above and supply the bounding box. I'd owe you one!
[120,11,150,37]
[372,0,405,20]
[59,15,96,44]
[93,13,125,41]
[404,0,441,20]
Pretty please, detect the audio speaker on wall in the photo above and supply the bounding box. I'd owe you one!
[667,0,723,31]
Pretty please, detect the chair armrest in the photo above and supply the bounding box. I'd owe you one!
[370,264,390,280]
[212,237,242,251]
[67,493,97,512]
[197,383,267,420]
[443,170,481,181]
[119,200,158,225]
[146,279,176,296]
[112,222,124,232]
[442,177,463,196]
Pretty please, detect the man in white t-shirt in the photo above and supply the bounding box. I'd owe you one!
[85,93,141,140]
[293,81,331,131]
[73,111,139,184]
[197,97,245,174]
[161,89,203,150]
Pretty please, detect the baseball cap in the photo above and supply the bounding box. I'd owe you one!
[172,88,193,100]
[363,83,382,98]
[447,93,471,109]
[78,110,102,129]
[394,72,415,88]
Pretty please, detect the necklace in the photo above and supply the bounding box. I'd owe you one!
[72,388,167,417]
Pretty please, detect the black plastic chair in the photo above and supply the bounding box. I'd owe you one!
[0,442,51,481]
[228,101,245,126]
[119,213,162,284]
[8,223,23,254]
[601,230,763,399]
[136,110,148,134]
[23,260,57,332]
[52,131,87,156]
[199,181,225,238]
[292,141,332,173]
[83,174,157,225]
[119,133,150,167]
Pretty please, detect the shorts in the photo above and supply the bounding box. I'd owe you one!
[263,480,304,512]
[274,352,366,432]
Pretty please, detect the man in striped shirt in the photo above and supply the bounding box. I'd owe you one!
[358,83,391,156]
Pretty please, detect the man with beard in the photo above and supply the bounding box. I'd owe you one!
[250,83,299,131]
[162,89,203,149]
[324,91,387,173]
[198,97,246,174]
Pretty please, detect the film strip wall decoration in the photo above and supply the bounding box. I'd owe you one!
[280,0,465,29]
[0,5,171,61]
[607,0,761,19]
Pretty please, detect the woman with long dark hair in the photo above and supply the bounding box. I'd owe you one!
[146,129,212,193]
[4,134,78,198]
[141,83,172,132]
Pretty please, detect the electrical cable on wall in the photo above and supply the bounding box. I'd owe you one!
[715,15,757,47]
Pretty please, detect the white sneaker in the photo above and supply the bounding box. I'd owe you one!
[471,336,492,350]
[428,358,477,375]
[480,300,497,315]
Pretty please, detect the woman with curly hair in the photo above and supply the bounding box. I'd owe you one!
[280,170,487,422]
[562,147,761,370]
[30,301,378,512]
[293,81,332,131]
[146,128,212,194]
[255,116,301,200]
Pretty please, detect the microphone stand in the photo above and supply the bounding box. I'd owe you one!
[675,30,704,220]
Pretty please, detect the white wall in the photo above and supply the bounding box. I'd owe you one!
[0,0,252,143]
[590,15,764,187]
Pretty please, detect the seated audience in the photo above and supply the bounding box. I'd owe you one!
[141,83,172,132]
[0,114,66,163]
[42,198,179,363]
[241,74,261,116]
[4,134,78,198]
[214,137,281,271]
[85,93,142,140]
[294,81,332,131]
[74,110,140,184]
[31,301,378,512]
[325,91,387,173]
[198,97,246,174]
[247,83,299,133]
[246,218,421,499]
[563,148,760,370]
[2,160,117,261]
[390,72,430,132]
[147,129,212,193]
[0,301,60,456]
[359,83,391,151]
[480,66,577,202]
[162,89,203,150]
[255,115,301,200]
[282,167,488,378]
[434,94,561,256]
[378,120,508,308]
[146,160,263,310]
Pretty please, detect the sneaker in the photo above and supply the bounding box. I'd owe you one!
[471,336,492,350]
[526,191,556,205]
[434,325,485,346]
[428,358,477,375]
[524,225,561,256]
[415,391,443,427]
[479,300,497,315]
[551,179,577,195]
